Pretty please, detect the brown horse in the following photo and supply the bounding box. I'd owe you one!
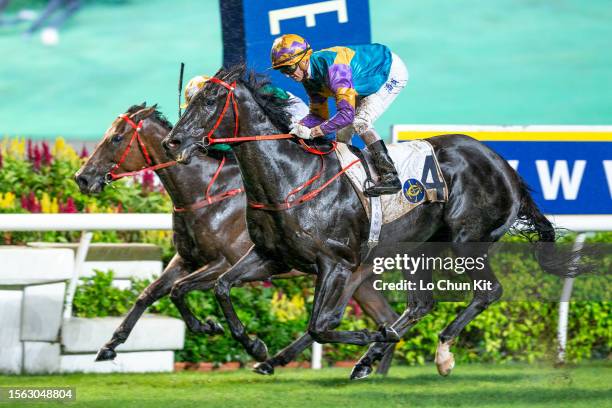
[74,103,398,374]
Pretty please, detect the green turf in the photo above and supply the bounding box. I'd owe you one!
[0,362,610,407]
[1,1,611,140]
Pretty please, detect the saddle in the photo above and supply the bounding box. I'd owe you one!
[336,140,448,246]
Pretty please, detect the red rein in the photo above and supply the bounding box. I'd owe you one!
[108,114,243,212]
[203,77,360,211]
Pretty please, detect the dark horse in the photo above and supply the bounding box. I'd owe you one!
[162,65,588,379]
[74,103,398,373]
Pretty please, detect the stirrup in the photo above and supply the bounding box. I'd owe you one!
[364,179,401,197]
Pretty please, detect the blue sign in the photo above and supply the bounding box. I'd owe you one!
[393,126,612,215]
[220,0,371,146]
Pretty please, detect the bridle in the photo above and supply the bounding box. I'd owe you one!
[106,112,243,212]
[106,114,177,181]
[196,77,361,211]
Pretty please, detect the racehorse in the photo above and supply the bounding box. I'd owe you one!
[162,64,589,379]
[74,103,398,374]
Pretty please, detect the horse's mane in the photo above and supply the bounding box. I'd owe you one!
[126,102,174,131]
[214,64,292,133]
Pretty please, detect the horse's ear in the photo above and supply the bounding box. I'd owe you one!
[134,106,156,121]
[141,101,147,107]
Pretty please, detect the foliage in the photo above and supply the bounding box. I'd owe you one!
[0,137,174,262]
[73,271,314,364]
[73,271,610,365]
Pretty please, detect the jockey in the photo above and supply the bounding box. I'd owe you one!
[182,75,308,122]
[270,34,408,197]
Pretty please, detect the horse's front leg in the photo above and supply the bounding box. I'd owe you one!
[214,247,288,362]
[253,333,313,375]
[96,254,189,361]
[169,259,230,335]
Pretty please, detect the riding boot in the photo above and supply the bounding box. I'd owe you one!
[364,140,402,197]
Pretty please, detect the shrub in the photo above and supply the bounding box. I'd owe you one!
[73,271,610,365]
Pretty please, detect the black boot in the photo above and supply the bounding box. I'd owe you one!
[364,140,402,197]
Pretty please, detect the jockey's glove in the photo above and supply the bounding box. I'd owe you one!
[290,123,313,139]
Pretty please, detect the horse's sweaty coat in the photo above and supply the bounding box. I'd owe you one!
[336,140,448,225]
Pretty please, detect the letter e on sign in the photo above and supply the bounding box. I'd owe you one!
[268,0,348,35]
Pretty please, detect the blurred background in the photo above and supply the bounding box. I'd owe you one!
[1,0,611,141]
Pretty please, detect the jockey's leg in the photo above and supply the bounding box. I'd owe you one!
[361,130,402,196]
[354,52,408,196]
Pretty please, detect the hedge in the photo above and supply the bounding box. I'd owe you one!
[73,270,611,365]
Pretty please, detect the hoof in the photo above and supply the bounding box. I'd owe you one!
[249,337,269,362]
[350,363,373,380]
[253,361,275,375]
[95,347,116,362]
[188,318,224,335]
[435,340,455,376]
[205,319,225,335]
[381,326,400,342]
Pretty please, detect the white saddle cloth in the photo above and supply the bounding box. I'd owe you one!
[336,140,448,226]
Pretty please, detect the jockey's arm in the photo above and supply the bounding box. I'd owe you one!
[300,90,329,128]
[318,64,356,135]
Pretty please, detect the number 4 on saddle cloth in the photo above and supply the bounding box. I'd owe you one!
[335,140,448,250]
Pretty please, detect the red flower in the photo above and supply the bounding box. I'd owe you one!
[141,170,155,194]
[42,141,52,166]
[32,145,42,171]
[27,140,34,162]
[348,298,363,317]
[22,192,41,213]
[80,146,89,159]
[60,197,77,213]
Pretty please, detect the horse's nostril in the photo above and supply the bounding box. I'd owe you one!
[76,175,88,188]
[164,138,181,150]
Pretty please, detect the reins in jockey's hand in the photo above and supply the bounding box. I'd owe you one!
[198,77,360,211]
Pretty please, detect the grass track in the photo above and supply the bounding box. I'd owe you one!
[0,362,610,407]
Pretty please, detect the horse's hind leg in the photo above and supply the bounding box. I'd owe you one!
[435,244,503,376]
[351,262,435,380]
[307,259,399,346]
[169,259,231,335]
[254,269,399,376]
[95,254,189,361]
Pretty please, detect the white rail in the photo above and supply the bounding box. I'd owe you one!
[0,213,172,231]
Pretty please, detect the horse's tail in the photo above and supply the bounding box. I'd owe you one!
[514,177,586,278]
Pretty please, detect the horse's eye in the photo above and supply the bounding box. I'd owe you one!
[111,134,123,144]
[206,99,216,106]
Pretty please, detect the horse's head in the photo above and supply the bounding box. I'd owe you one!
[162,64,292,163]
[74,103,172,194]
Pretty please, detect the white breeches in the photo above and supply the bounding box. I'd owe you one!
[337,52,409,144]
